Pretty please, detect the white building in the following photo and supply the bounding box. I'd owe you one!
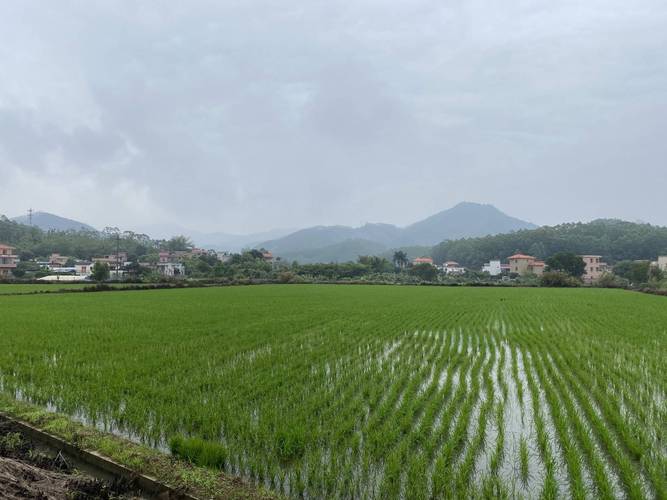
[482,260,502,276]
[157,261,185,277]
[75,262,93,276]
[217,251,233,263]
[658,256,667,272]
[443,261,466,275]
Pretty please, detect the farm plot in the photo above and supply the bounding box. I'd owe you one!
[0,286,665,498]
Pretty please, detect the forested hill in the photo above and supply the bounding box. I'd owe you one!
[432,219,667,268]
[0,215,155,259]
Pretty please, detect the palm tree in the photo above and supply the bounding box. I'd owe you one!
[393,250,408,270]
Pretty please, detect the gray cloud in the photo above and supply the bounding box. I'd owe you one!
[1,0,666,234]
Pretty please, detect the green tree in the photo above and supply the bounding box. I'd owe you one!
[91,261,110,282]
[410,262,437,281]
[392,251,409,270]
[545,252,585,277]
[614,260,650,284]
[164,235,194,252]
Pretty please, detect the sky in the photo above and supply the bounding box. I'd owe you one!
[1,0,666,235]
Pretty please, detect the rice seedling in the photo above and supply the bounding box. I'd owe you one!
[0,285,664,498]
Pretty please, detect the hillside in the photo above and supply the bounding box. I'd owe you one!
[261,202,535,262]
[431,219,667,268]
[279,238,388,264]
[12,212,96,232]
[399,202,537,246]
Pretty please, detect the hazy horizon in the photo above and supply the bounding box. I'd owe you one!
[1,1,666,234]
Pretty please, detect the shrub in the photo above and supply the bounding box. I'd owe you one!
[540,271,581,288]
[595,273,629,289]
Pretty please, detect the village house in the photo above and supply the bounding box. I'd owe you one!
[93,252,128,268]
[507,253,545,276]
[413,257,434,266]
[157,251,185,277]
[579,255,609,284]
[75,261,93,276]
[0,244,18,278]
[49,253,70,268]
[482,260,502,276]
[442,261,466,275]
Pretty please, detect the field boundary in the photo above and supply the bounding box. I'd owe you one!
[0,411,196,499]
[0,395,275,500]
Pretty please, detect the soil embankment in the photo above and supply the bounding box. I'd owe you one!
[0,420,139,499]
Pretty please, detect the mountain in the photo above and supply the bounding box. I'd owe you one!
[260,202,537,262]
[431,219,667,268]
[279,239,388,264]
[194,228,298,252]
[11,212,96,232]
[260,223,402,255]
[132,223,297,252]
[400,202,538,246]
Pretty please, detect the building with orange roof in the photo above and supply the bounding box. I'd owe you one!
[508,253,545,276]
[413,257,434,266]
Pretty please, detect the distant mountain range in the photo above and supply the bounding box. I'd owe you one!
[260,202,537,263]
[8,202,537,262]
[130,224,297,252]
[11,212,97,232]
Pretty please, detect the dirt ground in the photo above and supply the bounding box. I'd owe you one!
[0,421,140,499]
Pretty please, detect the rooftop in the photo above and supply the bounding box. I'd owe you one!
[507,254,535,260]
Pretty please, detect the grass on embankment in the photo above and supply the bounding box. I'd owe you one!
[0,394,275,500]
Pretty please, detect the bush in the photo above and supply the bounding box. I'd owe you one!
[540,271,581,288]
[595,273,629,289]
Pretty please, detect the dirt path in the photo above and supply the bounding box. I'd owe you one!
[0,422,140,499]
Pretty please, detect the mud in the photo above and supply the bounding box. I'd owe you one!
[0,421,139,499]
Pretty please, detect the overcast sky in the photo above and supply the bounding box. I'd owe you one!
[1,1,666,234]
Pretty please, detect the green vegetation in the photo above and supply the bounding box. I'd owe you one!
[432,219,667,268]
[0,394,269,499]
[0,283,156,294]
[0,286,665,499]
[0,215,157,260]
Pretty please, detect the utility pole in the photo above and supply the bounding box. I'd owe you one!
[28,208,34,226]
[116,232,120,280]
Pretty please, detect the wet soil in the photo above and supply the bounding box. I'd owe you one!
[0,421,140,499]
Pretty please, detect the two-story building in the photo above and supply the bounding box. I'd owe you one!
[580,255,609,284]
[75,261,93,276]
[0,244,18,278]
[156,251,185,277]
[482,260,502,276]
[507,254,545,276]
[93,252,128,269]
[49,253,71,268]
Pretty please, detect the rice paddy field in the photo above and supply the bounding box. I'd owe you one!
[0,283,94,293]
[0,285,665,499]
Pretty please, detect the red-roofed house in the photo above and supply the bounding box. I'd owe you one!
[413,257,434,266]
[508,254,545,276]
